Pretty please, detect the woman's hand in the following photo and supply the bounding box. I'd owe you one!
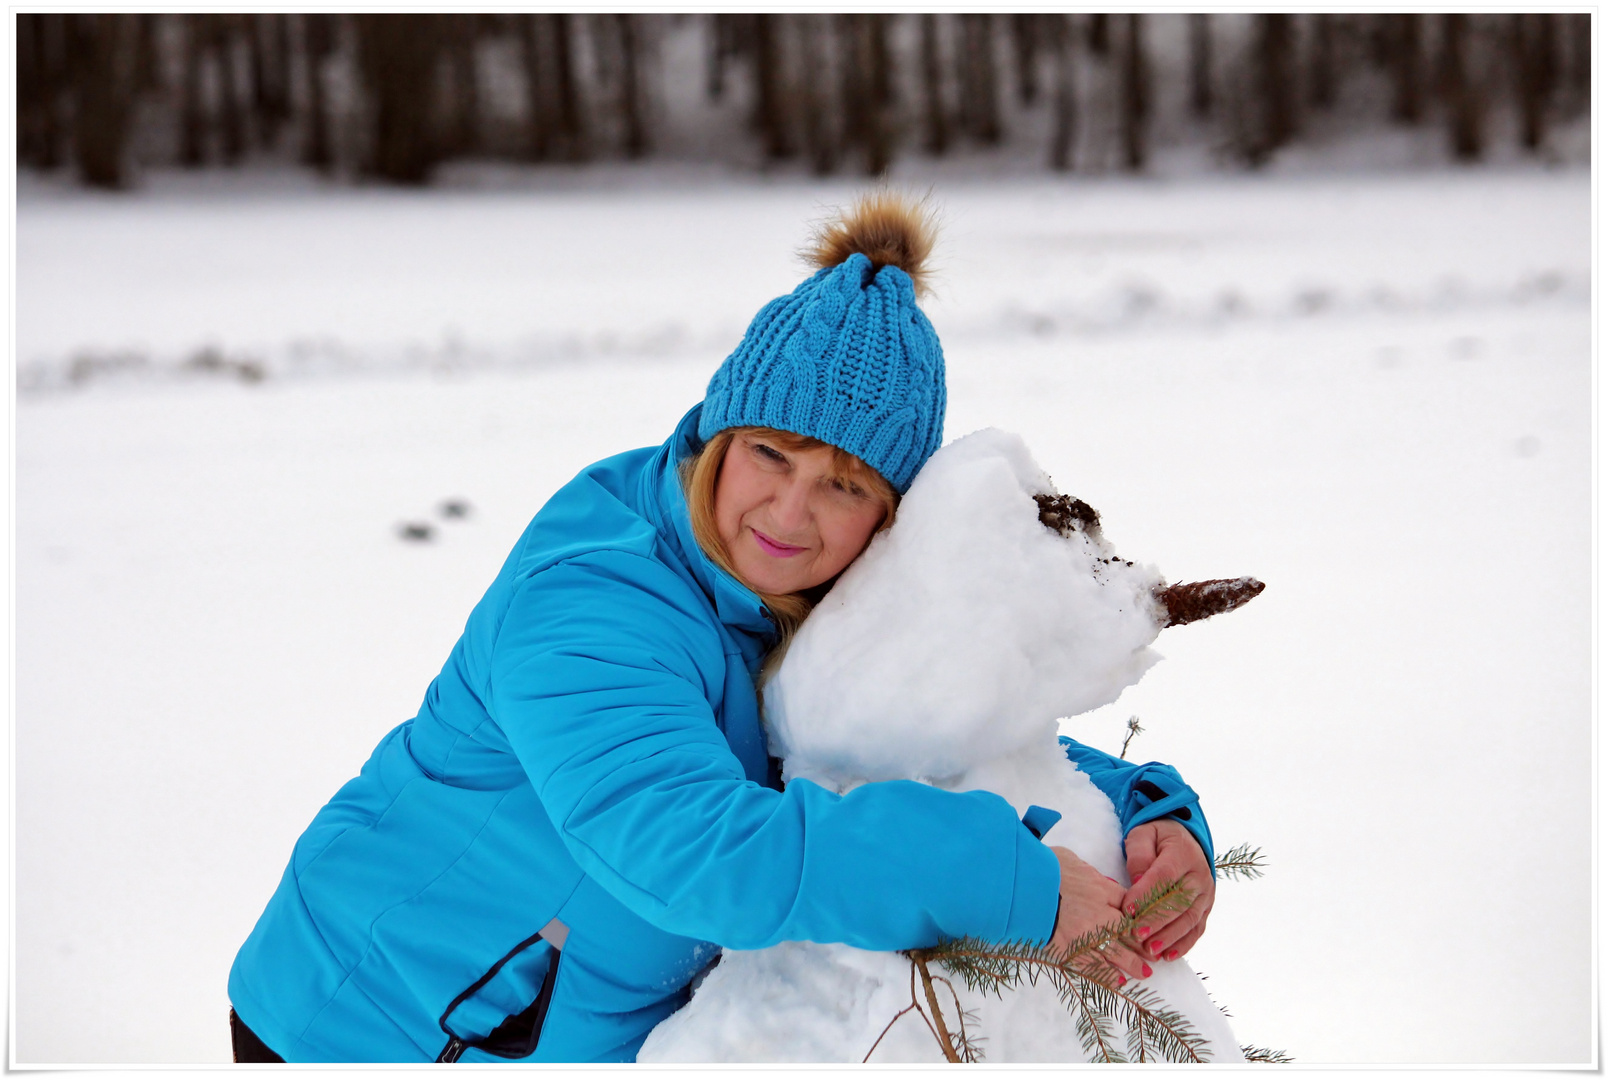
[1047,846,1150,984]
[1121,818,1215,963]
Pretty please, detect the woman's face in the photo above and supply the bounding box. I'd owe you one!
[714,432,888,596]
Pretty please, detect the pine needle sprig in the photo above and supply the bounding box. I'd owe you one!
[1242,1044,1295,1063]
[1214,843,1268,881]
[899,878,1211,1063]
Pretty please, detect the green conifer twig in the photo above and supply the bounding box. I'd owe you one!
[900,878,1211,1063]
[1214,842,1268,881]
[1242,1044,1295,1063]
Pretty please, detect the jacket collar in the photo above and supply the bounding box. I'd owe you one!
[648,404,777,652]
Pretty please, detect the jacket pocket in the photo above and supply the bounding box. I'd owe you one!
[435,920,567,1062]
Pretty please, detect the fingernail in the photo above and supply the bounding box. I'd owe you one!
[1117,974,1127,986]
[1142,963,1153,978]
[1126,904,1137,916]
[1148,939,1163,955]
[1137,926,1150,938]
[1165,949,1179,961]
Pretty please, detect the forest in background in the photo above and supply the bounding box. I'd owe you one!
[16,13,1592,190]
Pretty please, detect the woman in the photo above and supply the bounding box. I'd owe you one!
[228,193,1217,1063]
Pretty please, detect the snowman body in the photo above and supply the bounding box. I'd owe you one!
[639,430,1242,1063]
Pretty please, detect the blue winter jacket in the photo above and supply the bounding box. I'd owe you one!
[228,403,1212,1063]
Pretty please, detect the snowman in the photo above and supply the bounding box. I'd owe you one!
[639,427,1261,1063]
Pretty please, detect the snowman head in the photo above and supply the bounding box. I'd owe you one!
[763,429,1172,786]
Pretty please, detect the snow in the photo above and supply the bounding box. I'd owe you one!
[643,429,1241,1062]
[12,160,1591,1065]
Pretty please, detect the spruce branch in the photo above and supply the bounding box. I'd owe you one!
[934,974,985,1063]
[887,878,1210,1064]
[1214,842,1268,881]
[862,1000,918,1064]
[1119,715,1144,760]
[864,953,985,1062]
[913,952,962,1062]
[1242,1045,1295,1063]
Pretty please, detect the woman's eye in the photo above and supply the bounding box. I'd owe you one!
[754,443,786,463]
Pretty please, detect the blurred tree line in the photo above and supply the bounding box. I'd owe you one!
[17,12,1591,190]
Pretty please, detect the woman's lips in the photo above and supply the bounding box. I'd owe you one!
[751,529,807,558]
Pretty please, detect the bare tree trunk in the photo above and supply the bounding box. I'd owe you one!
[523,14,585,161]
[1189,14,1212,118]
[1013,14,1040,105]
[356,14,441,184]
[18,14,70,169]
[800,15,836,174]
[180,14,208,166]
[1118,14,1148,171]
[1087,14,1110,58]
[1440,14,1483,162]
[864,13,893,174]
[1255,14,1296,157]
[441,15,480,157]
[707,14,735,101]
[251,14,292,150]
[69,14,139,188]
[838,15,867,157]
[300,13,335,171]
[134,14,161,93]
[1511,14,1559,152]
[1390,14,1423,123]
[753,14,792,159]
[837,14,892,175]
[1564,13,1590,114]
[522,15,556,161]
[17,14,43,164]
[552,14,583,159]
[919,14,948,156]
[1049,14,1077,171]
[615,14,646,159]
[958,14,1000,143]
[216,15,248,163]
[1308,14,1335,108]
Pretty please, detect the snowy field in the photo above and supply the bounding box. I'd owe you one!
[14,161,1591,1065]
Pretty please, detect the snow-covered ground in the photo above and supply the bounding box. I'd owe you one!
[13,161,1591,1065]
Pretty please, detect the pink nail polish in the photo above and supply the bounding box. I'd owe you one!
[1148,939,1163,955]
[1141,963,1152,978]
[1117,974,1127,986]
[1165,949,1179,961]
[1137,926,1150,938]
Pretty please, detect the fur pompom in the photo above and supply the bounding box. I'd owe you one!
[805,190,938,299]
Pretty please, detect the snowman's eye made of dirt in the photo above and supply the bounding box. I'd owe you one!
[1033,492,1102,537]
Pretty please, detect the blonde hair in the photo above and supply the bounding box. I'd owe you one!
[680,426,899,682]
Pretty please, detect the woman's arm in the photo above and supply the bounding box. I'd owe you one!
[1056,736,1215,874]
[489,549,1062,954]
[1058,737,1217,960]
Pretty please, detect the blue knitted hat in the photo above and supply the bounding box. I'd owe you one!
[698,197,946,494]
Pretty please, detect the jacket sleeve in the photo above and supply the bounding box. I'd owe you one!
[1058,736,1216,878]
[488,549,1062,952]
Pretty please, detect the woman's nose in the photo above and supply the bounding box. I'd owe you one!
[770,478,813,533]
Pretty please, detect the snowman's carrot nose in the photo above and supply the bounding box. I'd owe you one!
[1155,578,1265,627]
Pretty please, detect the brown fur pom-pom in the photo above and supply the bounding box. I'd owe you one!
[804,190,938,299]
